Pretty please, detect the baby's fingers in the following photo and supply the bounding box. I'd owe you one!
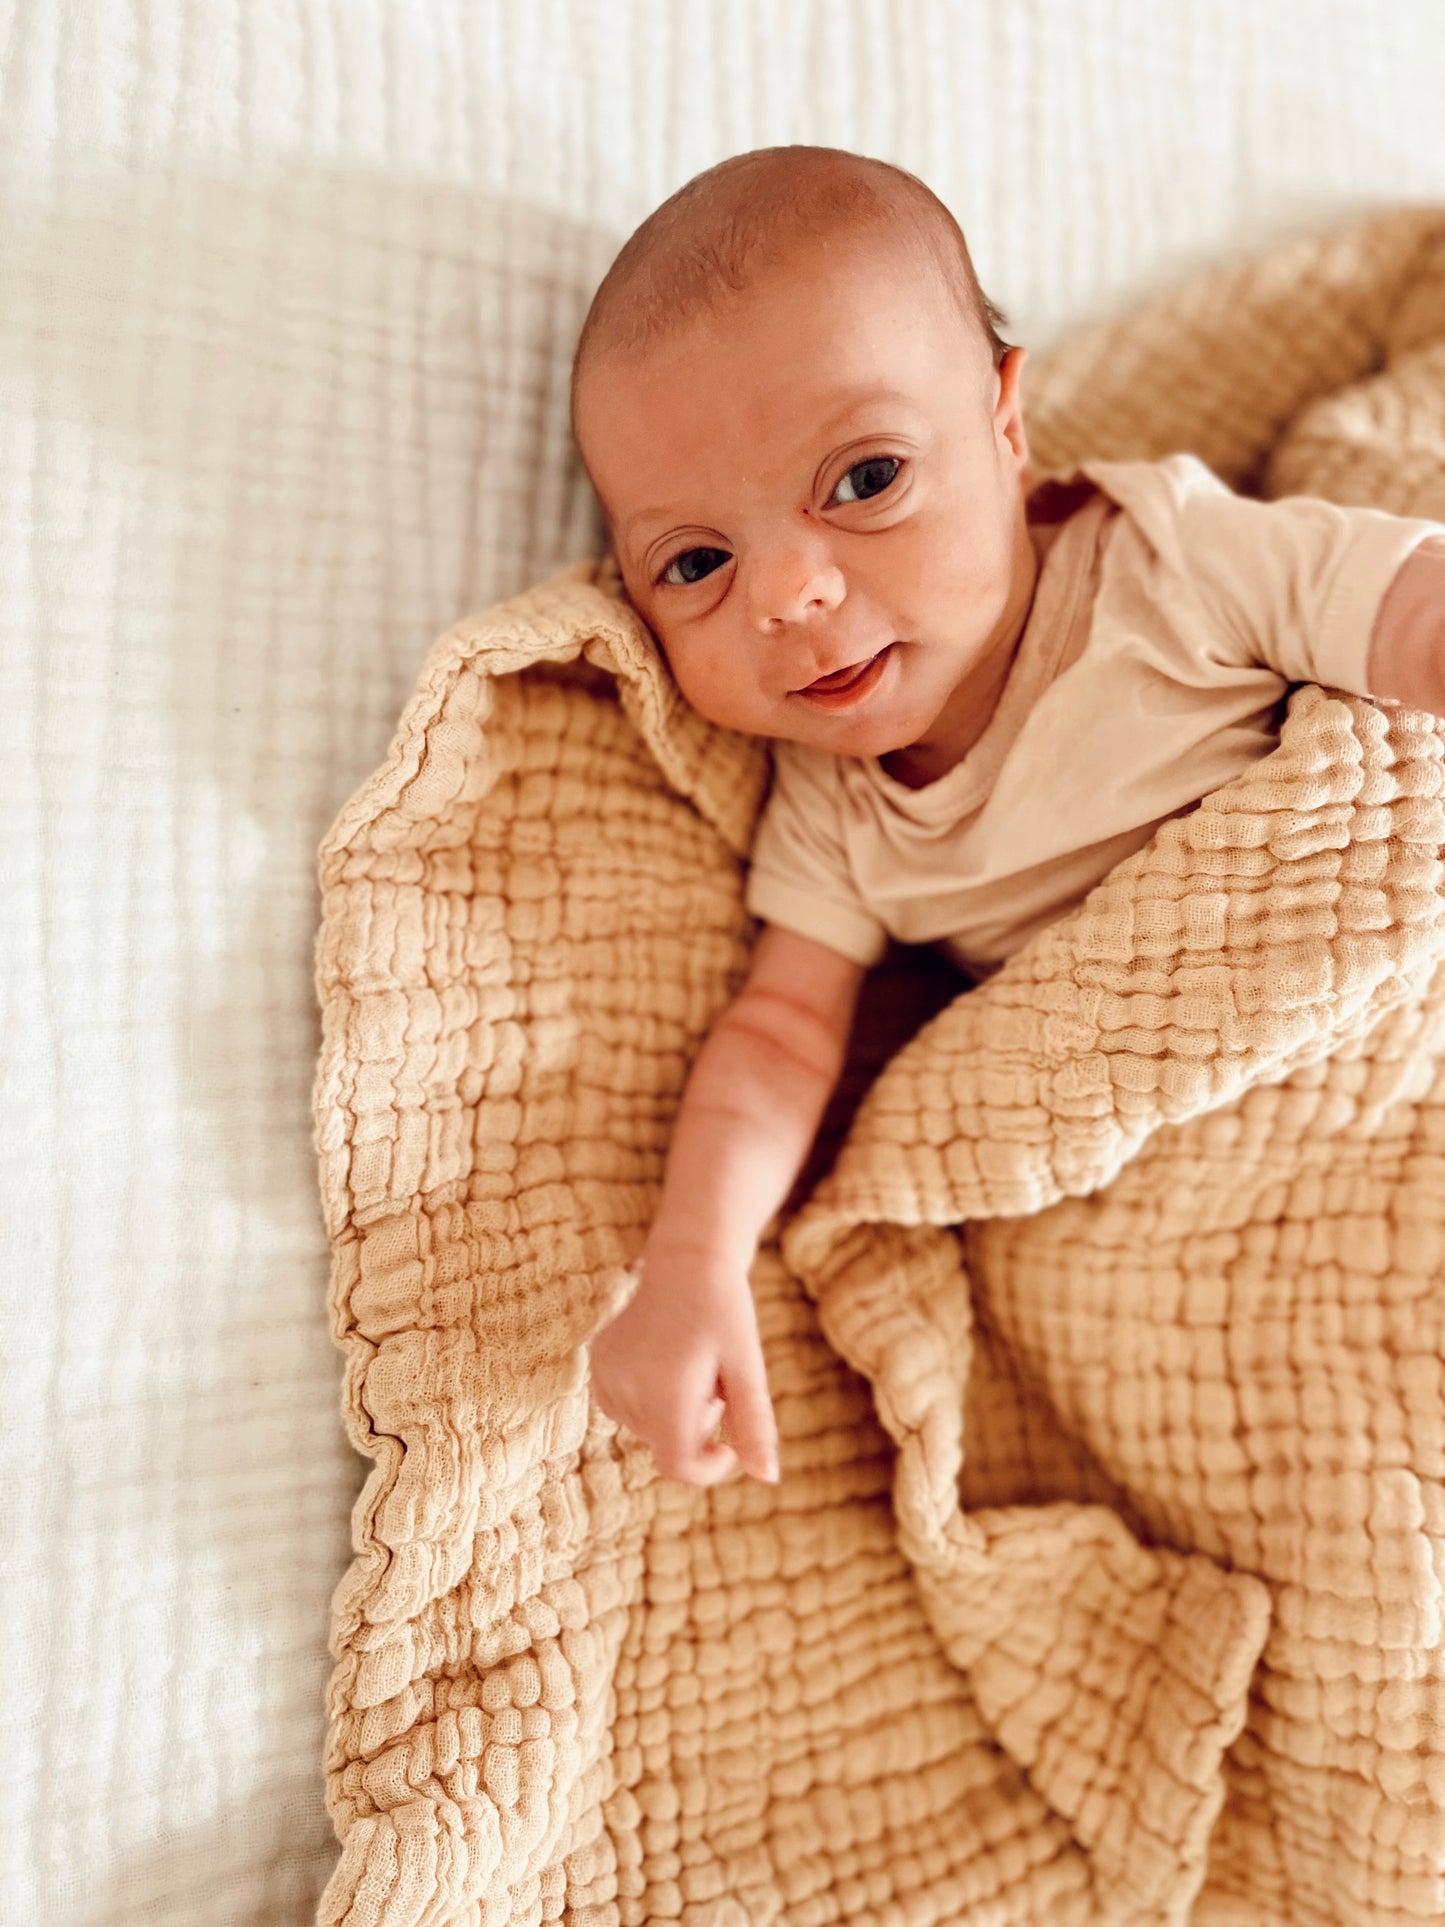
[651,1425,738,1487]
[616,1380,732,1488]
[719,1354,780,1485]
[666,1387,741,1487]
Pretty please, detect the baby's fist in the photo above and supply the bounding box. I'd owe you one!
[588,1244,780,1487]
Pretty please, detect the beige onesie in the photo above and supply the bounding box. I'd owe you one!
[745,454,1445,978]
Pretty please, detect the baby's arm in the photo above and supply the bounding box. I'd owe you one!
[588,924,865,1488]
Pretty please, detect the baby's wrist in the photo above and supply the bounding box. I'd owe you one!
[644,1214,757,1287]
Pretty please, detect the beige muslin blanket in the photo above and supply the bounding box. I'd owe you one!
[314,210,1445,1926]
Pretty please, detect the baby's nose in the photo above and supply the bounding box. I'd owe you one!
[749,541,846,631]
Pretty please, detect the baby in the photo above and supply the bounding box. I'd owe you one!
[570,145,1445,1490]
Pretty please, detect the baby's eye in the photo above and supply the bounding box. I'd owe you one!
[659,546,731,587]
[830,456,902,505]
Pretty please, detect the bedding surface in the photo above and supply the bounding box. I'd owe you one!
[7,4,1445,1923]
[314,210,1445,1925]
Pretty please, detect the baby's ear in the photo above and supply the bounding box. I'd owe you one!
[995,345,1029,467]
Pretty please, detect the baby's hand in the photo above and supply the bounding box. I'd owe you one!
[588,1233,780,1487]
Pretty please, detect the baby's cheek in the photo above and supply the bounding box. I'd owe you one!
[892,516,1004,626]
[949,511,1016,610]
[670,639,753,730]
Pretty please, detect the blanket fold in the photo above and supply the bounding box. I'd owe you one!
[314,208,1445,1926]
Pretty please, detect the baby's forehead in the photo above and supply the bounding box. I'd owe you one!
[587,251,973,401]
[574,258,1001,543]
[582,219,967,383]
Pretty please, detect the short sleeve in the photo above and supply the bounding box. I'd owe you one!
[1089,454,1445,695]
[746,746,889,968]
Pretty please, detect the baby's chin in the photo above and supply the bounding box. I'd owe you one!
[772,711,927,762]
[776,680,946,761]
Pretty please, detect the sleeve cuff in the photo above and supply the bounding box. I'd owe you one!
[1315,517,1442,697]
[745,871,889,968]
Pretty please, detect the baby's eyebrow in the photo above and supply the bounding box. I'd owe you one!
[816,384,921,431]
[619,505,679,546]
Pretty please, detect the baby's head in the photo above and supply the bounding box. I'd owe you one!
[571,147,1034,771]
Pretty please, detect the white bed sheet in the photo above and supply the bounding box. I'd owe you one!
[3,3,1444,1922]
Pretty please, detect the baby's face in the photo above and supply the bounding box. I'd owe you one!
[575,252,1032,766]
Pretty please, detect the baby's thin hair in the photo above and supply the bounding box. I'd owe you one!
[570,146,1008,436]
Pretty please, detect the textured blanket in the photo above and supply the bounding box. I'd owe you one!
[314,209,1445,1926]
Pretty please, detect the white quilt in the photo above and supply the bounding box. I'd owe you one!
[4,4,1445,1923]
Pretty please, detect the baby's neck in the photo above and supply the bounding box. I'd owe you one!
[877,653,1014,787]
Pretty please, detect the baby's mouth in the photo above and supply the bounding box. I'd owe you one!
[791,645,896,713]
[795,647,889,696]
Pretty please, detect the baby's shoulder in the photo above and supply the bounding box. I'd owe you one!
[1078,449,1229,522]
[1074,451,1296,586]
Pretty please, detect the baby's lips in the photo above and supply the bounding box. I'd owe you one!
[790,641,896,698]
[800,655,872,692]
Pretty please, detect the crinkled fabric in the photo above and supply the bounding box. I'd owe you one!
[314,209,1445,1926]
